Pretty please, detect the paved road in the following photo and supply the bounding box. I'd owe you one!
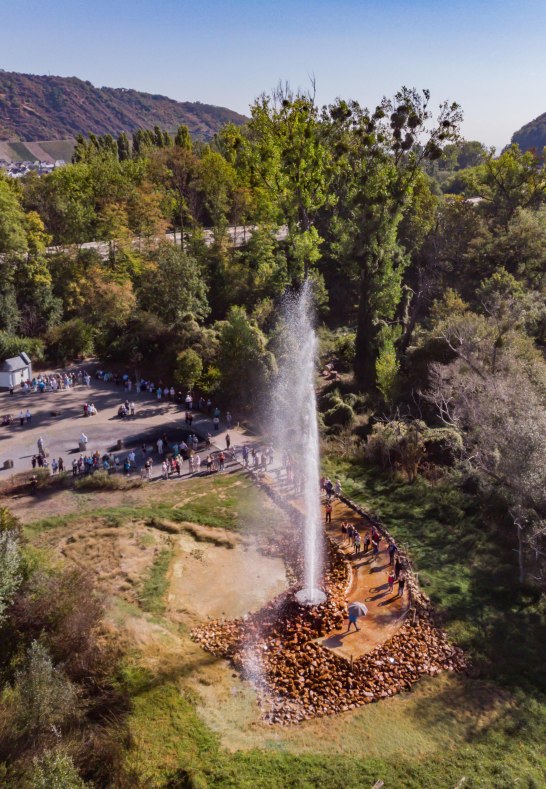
[45,225,288,260]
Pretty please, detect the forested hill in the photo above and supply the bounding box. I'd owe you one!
[0,71,248,141]
[511,111,546,152]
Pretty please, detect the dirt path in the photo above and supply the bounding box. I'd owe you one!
[317,497,408,659]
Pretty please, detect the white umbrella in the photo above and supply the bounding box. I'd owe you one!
[348,602,368,617]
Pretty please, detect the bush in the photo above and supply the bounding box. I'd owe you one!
[46,318,94,364]
[31,748,85,789]
[73,471,143,491]
[14,641,79,734]
[0,331,45,363]
[318,389,342,412]
[324,401,355,427]
[423,426,464,465]
[332,332,356,370]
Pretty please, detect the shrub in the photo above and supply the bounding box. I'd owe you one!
[332,331,356,370]
[31,748,85,789]
[423,426,464,465]
[9,568,105,682]
[0,529,22,626]
[0,331,45,363]
[14,641,79,734]
[318,389,342,412]
[324,401,355,427]
[74,471,143,491]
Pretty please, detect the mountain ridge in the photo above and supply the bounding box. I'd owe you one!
[0,70,247,142]
[511,111,546,153]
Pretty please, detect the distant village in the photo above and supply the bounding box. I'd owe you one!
[0,158,66,177]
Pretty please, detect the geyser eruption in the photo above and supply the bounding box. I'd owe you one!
[273,281,326,606]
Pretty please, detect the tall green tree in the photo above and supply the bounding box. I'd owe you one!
[324,88,462,391]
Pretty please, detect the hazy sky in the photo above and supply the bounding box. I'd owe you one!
[3,0,545,149]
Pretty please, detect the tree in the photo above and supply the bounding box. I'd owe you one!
[323,87,462,391]
[0,178,27,254]
[174,348,203,391]
[138,243,208,325]
[466,145,546,227]
[175,124,192,150]
[46,318,95,363]
[216,306,276,408]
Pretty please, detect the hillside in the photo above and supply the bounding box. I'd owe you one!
[511,111,546,153]
[0,70,247,142]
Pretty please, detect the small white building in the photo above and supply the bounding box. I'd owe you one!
[0,353,32,390]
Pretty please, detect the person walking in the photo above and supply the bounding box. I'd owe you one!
[19,410,25,426]
[213,416,220,431]
[58,457,64,473]
[347,608,360,633]
[25,408,31,424]
[225,433,231,449]
[218,451,225,472]
[194,454,201,474]
[364,533,371,553]
[226,411,232,428]
[394,556,402,580]
[242,445,249,467]
[156,438,163,456]
[325,502,332,524]
[334,479,342,498]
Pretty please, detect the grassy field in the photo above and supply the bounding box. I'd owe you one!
[17,467,546,787]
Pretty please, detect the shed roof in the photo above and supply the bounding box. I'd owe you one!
[0,355,31,373]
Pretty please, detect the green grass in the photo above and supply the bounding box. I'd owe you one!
[125,670,546,788]
[139,547,173,615]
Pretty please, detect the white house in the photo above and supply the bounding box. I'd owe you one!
[0,353,32,390]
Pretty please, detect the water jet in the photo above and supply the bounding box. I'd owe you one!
[273,281,325,607]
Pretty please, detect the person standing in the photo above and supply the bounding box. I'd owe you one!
[226,411,232,428]
[194,454,201,474]
[25,408,31,424]
[325,502,332,524]
[388,571,395,594]
[130,402,135,417]
[394,556,402,580]
[242,445,249,467]
[19,410,25,426]
[157,438,163,456]
[225,433,231,449]
[213,416,220,431]
[353,530,361,554]
[398,570,406,597]
[218,451,225,472]
[58,457,64,473]
[388,542,397,565]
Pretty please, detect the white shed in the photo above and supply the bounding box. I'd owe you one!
[0,353,32,390]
